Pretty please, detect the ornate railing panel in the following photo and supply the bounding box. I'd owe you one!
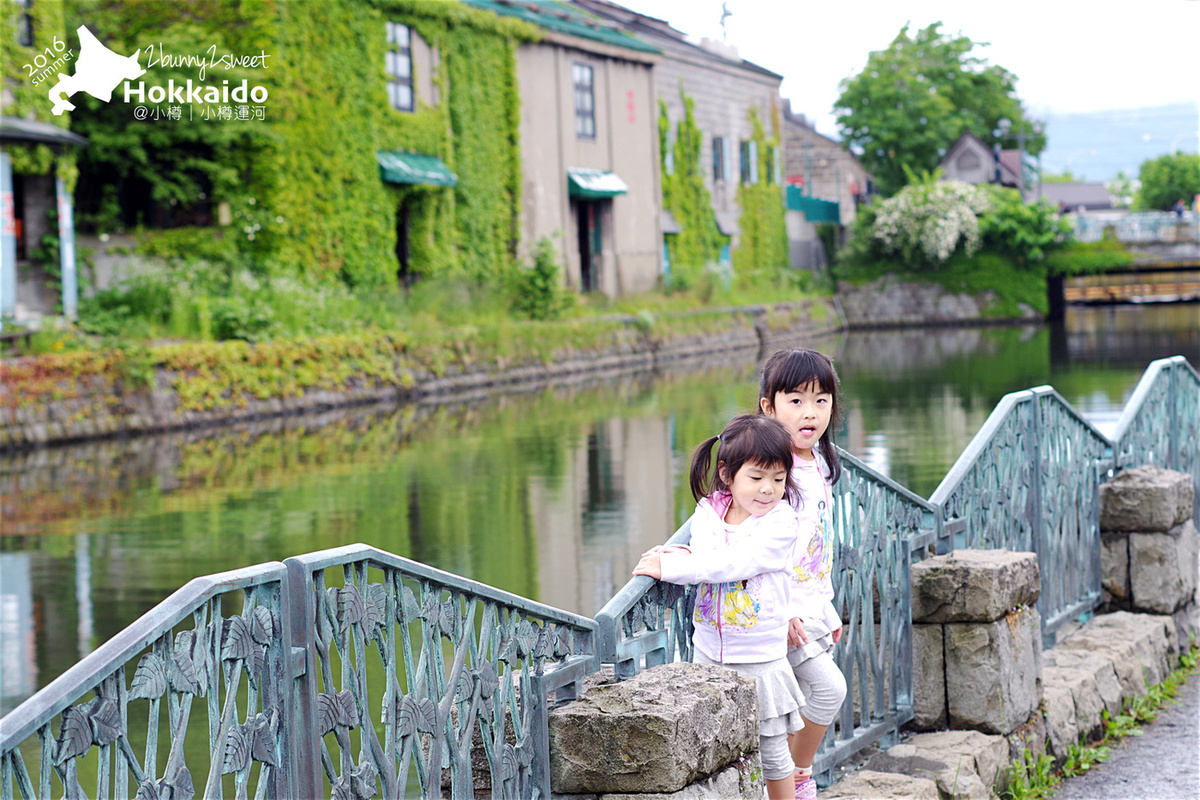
[282,544,598,800]
[594,521,694,681]
[821,451,935,779]
[931,387,1113,646]
[931,392,1040,554]
[1031,388,1112,643]
[0,563,292,800]
[1113,356,1200,527]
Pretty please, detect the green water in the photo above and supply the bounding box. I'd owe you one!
[1,303,1197,717]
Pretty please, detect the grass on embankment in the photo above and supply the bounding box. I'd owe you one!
[3,267,828,416]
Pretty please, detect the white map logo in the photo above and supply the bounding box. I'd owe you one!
[48,25,145,116]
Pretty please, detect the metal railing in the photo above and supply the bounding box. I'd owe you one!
[929,386,1113,646]
[1112,356,1200,524]
[1072,211,1200,243]
[1,545,597,800]
[3,358,1197,798]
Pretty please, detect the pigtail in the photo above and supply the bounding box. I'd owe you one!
[820,439,842,486]
[688,435,721,503]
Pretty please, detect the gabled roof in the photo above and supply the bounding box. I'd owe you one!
[941,131,1020,185]
[462,0,659,54]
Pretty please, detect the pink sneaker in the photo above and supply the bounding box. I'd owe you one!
[794,777,818,799]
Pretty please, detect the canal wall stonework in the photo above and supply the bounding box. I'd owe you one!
[837,275,1042,327]
[0,301,840,451]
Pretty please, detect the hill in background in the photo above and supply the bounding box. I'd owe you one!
[1037,102,1199,182]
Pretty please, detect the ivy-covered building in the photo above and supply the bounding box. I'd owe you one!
[25,0,670,300]
[574,0,788,283]
[0,0,87,322]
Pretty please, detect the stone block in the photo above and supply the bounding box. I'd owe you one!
[1130,520,1199,614]
[1057,612,1174,694]
[595,754,763,800]
[822,769,940,800]
[1100,532,1129,608]
[548,662,758,794]
[911,550,1040,624]
[944,607,1042,734]
[911,624,946,730]
[1100,465,1193,532]
[866,730,1008,799]
[1042,666,1105,742]
[1040,681,1079,760]
[1040,650,1123,716]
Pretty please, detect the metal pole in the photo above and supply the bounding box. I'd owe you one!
[0,151,17,324]
[56,175,78,319]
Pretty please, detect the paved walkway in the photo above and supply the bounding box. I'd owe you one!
[1050,670,1199,800]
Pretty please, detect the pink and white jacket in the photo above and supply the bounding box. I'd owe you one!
[787,453,842,639]
[659,493,800,664]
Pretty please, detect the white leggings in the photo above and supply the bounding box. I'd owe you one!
[759,732,795,781]
[791,651,847,727]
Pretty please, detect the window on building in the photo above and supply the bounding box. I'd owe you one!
[15,0,33,47]
[385,21,414,112]
[573,63,595,139]
[712,136,725,180]
[739,140,758,185]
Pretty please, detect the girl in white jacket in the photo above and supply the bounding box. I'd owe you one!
[759,348,849,800]
[635,414,807,800]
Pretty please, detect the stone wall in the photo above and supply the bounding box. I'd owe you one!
[837,275,1042,328]
[0,301,839,450]
[1099,465,1200,645]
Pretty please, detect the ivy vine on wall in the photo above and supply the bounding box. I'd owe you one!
[734,107,788,273]
[658,88,725,288]
[0,0,76,182]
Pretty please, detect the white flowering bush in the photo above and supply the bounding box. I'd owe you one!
[872,179,991,268]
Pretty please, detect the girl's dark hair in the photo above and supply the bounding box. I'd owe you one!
[689,414,799,506]
[757,348,843,485]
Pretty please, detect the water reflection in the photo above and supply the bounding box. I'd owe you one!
[1,304,1196,713]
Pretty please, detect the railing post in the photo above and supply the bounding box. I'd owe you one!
[529,674,551,799]
[283,558,322,797]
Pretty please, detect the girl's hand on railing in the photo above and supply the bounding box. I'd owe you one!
[633,552,662,579]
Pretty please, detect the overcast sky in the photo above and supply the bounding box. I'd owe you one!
[622,0,1200,143]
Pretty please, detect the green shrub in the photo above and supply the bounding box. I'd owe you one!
[979,186,1072,266]
[1044,239,1134,276]
[510,239,571,321]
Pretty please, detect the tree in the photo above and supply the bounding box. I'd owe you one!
[1041,169,1084,184]
[1134,152,1200,211]
[835,23,1044,196]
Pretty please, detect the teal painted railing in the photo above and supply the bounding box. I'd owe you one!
[2,357,1197,798]
[786,187,841,223]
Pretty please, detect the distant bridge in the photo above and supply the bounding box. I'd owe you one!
[1061,213,1200,308]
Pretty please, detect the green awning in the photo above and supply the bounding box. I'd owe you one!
[377,151,457,187]
[568,167,628,200]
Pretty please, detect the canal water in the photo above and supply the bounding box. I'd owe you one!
[1,303,1198,716]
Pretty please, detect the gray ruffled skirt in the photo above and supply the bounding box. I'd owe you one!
[694,650,806,736]
[787,618,837,667]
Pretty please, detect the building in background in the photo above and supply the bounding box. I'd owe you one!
[939,131,1022,190]
[0,0,86,326]
[573,0,787,278]
[469,0,663,296]
[781,101,870,270]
